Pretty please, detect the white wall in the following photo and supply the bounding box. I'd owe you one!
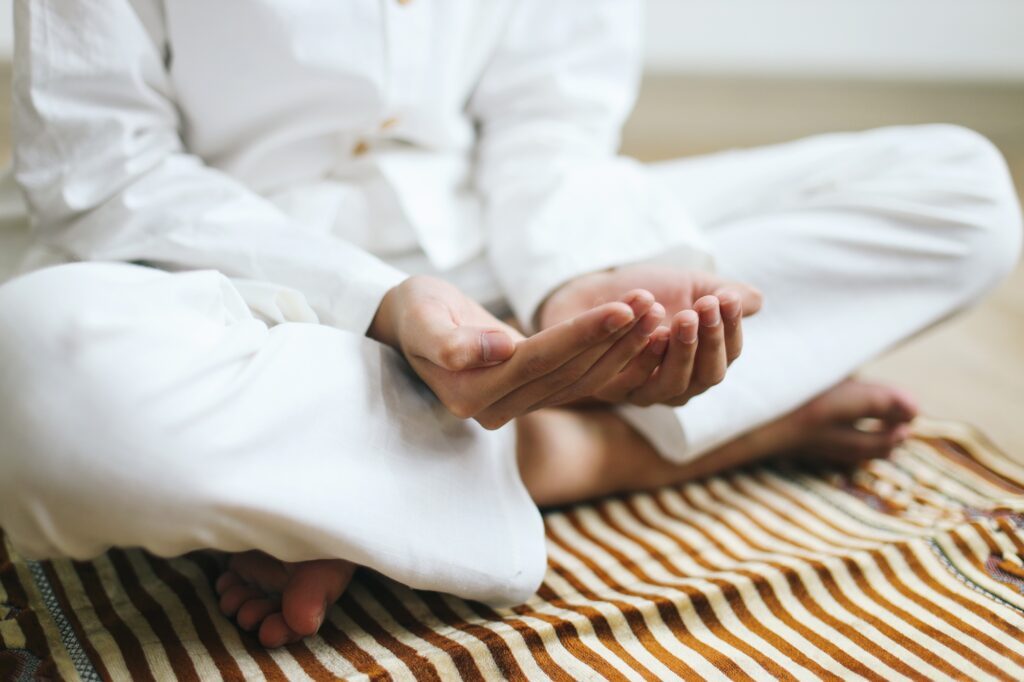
[1,1,1022,81]
[0,0,10,60]
[644,0,1024,81]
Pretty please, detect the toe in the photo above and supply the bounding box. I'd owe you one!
[811,425,902,462]
[888,389,920,424]
[215,571,242,596]
[228,551,290,593]
[281,560,357,637]
[259,613,302,649]
[219,585,267,618]
[891,423,912,445]
[237,597,281,632]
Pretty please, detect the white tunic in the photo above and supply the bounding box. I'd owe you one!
[3,0,1019,605]
[12,0,710,331]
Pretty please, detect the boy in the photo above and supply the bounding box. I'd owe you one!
[0,0,1019,648]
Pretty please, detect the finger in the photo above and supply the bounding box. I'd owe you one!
[413,323,517,371]
[594,327,670,403]
[629,309,699,406]
[717,289,743,364]
[474,293,654,426]
[536,302,666,408]
[714,281,763,316]
[481,291,652,397]
[689,295,727,392]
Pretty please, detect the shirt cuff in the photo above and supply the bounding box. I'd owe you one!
[324,257,408,336]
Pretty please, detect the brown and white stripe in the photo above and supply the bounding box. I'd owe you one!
[3,417,1024,681]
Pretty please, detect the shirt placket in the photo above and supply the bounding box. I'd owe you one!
[379,0,426,133]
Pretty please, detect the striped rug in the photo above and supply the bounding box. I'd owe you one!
[3,418,1024,681]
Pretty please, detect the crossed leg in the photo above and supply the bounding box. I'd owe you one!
[217,374,920,647]
[214,125,1021,646]
[1,126,1018,649]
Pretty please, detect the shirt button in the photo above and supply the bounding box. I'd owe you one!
[380,117,399,131]
[353,139,370,156]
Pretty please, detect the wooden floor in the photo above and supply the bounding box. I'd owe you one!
[624,75,1024,457]
[1,68,1021,455]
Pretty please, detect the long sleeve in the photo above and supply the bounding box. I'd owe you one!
[470,0,713,330]
[12,0,405,334]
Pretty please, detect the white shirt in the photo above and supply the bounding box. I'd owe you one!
[13,0,710,333]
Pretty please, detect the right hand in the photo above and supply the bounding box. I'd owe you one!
[368,275,665,429]
[538,264,764,408]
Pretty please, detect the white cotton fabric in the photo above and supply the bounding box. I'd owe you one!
[0,262,546,605]
[1,123,1018,606]
[10,0,711,333]
[0,0,1021,606]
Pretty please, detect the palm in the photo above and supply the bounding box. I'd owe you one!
[404,294,523,387]
[376,275,654,428]
[539,265,760,330]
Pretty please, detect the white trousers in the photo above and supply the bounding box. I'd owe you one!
[0,125,1020,605]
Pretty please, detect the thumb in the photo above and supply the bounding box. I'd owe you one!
[416,324,517,371]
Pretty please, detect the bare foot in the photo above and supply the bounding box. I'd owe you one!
[728,377,919,466]
[214,551,356,647]
[517,378,919,507]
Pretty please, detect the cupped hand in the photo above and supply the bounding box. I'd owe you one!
[538,265,764,407]
[369,276,666,429]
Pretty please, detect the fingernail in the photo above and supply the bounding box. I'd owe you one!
[640,305,664,334]
[604,309,634,332]
[481,331,512,363]
[700,303,721,327]
[480,331,495,362]
[721,295,741,320]
[650,335,669,355]
[678,318,698,343]
[625,289,653,308]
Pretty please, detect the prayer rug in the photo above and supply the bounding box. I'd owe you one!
[3,418,1024,681]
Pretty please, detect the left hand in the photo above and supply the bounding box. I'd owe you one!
[537,265,764,407]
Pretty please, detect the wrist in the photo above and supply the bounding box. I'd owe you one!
[368,283,401,349]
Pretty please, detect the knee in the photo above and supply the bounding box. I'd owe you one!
[0,262,149,413]
[0,263,204,557]
[0,266,93,552]
[897,125,1022,294]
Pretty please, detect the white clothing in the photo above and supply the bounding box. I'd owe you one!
[11,0,710,333]
[0,262,545,605]
[1,0,1022,605]
[624,125,1023,459]
[0,124,1019,605]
